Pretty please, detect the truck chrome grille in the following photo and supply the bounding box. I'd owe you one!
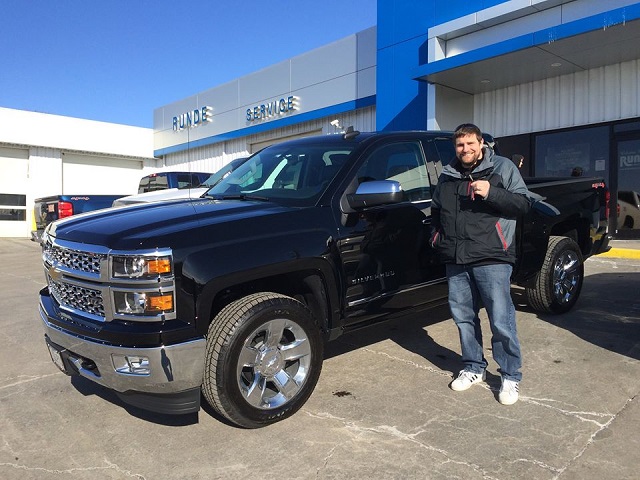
[41,237,175,322]
[44,241,104,275]
[47,274,105,317]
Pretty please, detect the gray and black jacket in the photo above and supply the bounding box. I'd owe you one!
[430,146,531,265]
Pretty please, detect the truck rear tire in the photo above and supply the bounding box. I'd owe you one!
[526,235,584,314]
[202,292,323,428]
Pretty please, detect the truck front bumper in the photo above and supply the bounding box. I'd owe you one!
[40,302,206,415]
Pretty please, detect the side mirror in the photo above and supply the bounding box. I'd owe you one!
[346,180,403,209]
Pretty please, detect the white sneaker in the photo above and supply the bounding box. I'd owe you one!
[450,369,486,391]
[499,378,520,405]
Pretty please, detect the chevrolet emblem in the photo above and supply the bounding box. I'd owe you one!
[48,264,64,282]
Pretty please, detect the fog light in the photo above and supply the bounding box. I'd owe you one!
[114,291,147,315]
[112,355,150,375]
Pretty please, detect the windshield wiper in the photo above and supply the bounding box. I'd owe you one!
[205,193,271,202]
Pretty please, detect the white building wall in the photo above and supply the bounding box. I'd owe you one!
[0,107,154,158]
[474,59,640,137]
[0,108,157,238]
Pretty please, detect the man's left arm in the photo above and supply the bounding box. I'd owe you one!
[483,160,531,217]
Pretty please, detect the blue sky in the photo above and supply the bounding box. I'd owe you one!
[1,1,377,128]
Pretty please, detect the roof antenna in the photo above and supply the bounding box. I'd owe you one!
[343,125,360,140]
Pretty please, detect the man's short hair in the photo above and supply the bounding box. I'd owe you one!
[453,123,483,143]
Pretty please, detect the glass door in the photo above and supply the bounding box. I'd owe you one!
[615,136,640,238]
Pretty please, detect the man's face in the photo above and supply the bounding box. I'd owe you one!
[455,134,484,168]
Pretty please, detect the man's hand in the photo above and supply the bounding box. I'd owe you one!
[470,180,490,199]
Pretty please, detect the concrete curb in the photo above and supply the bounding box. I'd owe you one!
[599,248,640,259]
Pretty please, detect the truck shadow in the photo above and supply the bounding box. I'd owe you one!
[325,271,640,377]
[513,272,640,361]
[324,303,461,377]
[68,271,639,425]
[69,376,202,426]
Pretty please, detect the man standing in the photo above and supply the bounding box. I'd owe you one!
[430,124,531,405]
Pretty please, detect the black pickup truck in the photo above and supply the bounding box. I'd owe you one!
[38,130,611,428]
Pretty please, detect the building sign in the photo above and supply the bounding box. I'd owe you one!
[246,96,297,122]
[172,106,213,131]
[620,143,640,171]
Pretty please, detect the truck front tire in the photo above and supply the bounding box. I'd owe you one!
[526,235,584,314]
[202,292,323,428]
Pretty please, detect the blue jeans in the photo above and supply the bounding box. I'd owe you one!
[446,263,522,382]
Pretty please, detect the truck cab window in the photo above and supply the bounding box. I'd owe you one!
[356,142,431,202]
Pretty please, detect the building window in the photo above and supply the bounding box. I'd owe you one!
[0,194,26,221]
[534,126,609,178]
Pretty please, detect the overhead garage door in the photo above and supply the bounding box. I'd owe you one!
[0,147,29,237]
[62,153,144,195]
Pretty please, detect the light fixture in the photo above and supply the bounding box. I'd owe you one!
[551,62,562,67]
[112,354,150,375]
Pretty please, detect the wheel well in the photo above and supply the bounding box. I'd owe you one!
[623,215,634,228]
[549,217,590,255]
[207,270,331,335]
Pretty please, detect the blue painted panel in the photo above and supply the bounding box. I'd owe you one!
[533,4,640,45]
[376,34,430,131]
[415,4,640,77]
[433,0,508,25]
[378,0,435,49]
[413,34,535,77]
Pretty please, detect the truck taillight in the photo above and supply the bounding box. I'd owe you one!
[58,201,74,218]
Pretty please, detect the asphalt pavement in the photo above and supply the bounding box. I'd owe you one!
[1,237,639,480]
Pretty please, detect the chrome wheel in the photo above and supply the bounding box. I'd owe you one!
[526,236,584,314]
[203,292,323,428]
[237,318,312,409]
[552,250,581,305]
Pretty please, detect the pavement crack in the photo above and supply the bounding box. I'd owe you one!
[0,373,61,391]
[0,458,146,479]
[551,396,636,479]
[510,458,563,474]
[361,347,453,378]
[520,396,615,426]
[306,411,499,479]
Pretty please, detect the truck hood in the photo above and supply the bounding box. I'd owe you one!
[47,199,290,250]
[112,187,209,206]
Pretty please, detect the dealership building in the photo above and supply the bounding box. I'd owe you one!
[2,0,640,238]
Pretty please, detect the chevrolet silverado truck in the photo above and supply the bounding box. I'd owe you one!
[31,194,125,243]
[38,130,611,428]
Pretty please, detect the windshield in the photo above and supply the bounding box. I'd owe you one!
[199,157,248,188]
[206,141,354,206]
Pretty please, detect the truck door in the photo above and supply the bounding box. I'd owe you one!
[336,138,447,327]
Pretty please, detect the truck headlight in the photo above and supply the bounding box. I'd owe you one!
[112,255,172,279]
[114,291,174,315]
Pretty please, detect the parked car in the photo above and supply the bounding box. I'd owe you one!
[39,130,610,427]
[113,158,248,207]
[31,194,125,242]
[137,171,211,194]
[618,190,640,229]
